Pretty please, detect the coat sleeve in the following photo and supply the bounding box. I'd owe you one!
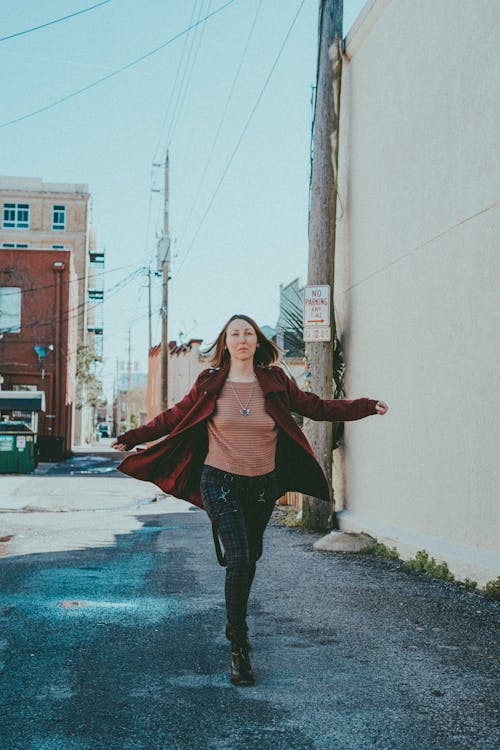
[116,370,209,450]
[281,369,378,422]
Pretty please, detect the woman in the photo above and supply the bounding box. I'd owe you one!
[112,314,388,687]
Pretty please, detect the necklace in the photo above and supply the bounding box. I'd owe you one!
[228,381,255,416]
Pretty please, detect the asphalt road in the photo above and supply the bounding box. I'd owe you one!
[0,503,499,749]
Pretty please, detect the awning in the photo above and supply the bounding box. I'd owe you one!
[0,391,46,411]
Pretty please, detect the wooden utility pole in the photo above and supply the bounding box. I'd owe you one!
[160,152,171,411]
[126,328,132,430]
[147,265,152,351]
[302,0,343,531]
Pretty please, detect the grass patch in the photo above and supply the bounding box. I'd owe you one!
[275,506,302,528]
[360,541,399,560]
[462,578,478,591]
[483,577,500,602]
[403,550,455,582]
[358,541,499,602]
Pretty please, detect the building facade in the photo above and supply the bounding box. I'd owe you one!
[0,176,104,445]
[0,248,78,455]
[331,0,499,585]
[147,340,207,425]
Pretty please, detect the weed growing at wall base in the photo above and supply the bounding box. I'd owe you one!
[483,577,500,602]
[360,541,399,560]
[274,507,302,528]
[360,543,499,601]
[403,550,455,582]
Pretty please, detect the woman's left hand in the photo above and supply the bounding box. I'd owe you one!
[375,401,389,415]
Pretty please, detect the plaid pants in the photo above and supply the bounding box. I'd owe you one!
[200,464,281,632]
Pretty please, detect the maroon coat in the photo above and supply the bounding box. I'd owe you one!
[116,364,378,509]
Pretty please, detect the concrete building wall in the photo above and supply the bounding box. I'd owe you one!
[333,0,500,584]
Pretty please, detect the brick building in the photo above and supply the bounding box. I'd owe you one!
[0,248,78,455]
[0,176,104,444]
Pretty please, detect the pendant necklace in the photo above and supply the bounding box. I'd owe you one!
[228,380,255,417]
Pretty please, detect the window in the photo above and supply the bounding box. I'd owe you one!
[2,243,29,248]
[2,203,29,229]
[12,384,37,391]
[2,243,14,248]
[89,251,104,263]
[52,205,66,230]
[0,287,21,333]
[88,289,104,301]
[52,245,65,249]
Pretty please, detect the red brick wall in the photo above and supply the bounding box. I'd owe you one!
[0,248,78,453]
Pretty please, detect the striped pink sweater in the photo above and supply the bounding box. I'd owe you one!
[205,379,277,476]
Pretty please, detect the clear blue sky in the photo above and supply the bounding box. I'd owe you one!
[0,0,367,398]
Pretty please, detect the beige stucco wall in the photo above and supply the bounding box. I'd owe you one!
[333,0,500,584]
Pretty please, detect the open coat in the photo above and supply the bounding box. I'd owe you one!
[116,364,378,509]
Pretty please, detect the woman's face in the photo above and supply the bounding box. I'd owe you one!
[225,318,258,363]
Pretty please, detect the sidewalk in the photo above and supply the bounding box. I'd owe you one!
[0,457,190,556]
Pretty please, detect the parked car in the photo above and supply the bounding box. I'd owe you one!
[97,423,110,438]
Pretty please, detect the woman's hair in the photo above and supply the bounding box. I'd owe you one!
[206,314,281,368]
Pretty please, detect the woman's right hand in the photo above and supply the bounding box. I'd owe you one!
[111,441,127,451]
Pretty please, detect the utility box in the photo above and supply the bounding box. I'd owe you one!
[0,421,36,474]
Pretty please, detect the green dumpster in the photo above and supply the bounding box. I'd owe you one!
[0,421,36,474]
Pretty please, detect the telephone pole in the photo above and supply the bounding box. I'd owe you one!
[160,152,171,411]
[303,0,343,531]
[126,328,132,430]
[147,265,152,351]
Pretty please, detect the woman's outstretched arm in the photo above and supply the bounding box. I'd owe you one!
[112,369,210,450]
[280,369,388,422]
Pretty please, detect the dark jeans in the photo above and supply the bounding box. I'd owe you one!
[200,465,281,632]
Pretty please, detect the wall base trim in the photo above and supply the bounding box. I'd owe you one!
[337,510,500,587]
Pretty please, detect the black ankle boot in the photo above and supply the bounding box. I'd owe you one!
[225,622,251,651]
[230,643,255,686]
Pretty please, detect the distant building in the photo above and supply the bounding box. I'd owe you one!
[0,248,78,456]
[276,278,304,358]
[0,176,104,445]
[147,340,207,425]
[113,360,148,435]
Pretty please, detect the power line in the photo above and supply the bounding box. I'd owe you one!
[0,0,238,129]
[152,0,206,163]
[173,0,306,282]
[176,0,263,253]
[0,261,137,298]
[4,267,147,334]
[0,0,112,44]
[163,0,211,151]
[148,1,211,259]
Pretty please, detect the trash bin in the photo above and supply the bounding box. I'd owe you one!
[0,421,36,474]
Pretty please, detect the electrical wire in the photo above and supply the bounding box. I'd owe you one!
[173,0,306,283]
[163,0,211,150]
[4,267,147,334]
[149,0,212,257]
[0,0,238,129]
[0,262,138,297]
[148,0,210,261]
[0,0,112,43]
[152,0,206,163]
[176,0,263,252]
